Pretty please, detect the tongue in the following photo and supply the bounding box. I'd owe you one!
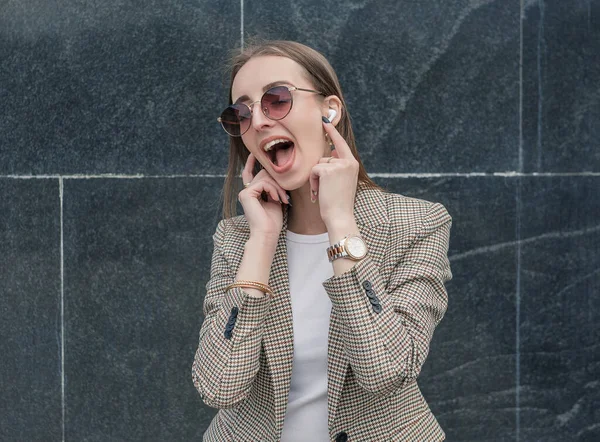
[274,145,293,167]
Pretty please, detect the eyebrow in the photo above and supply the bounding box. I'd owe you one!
[233,81,292,103]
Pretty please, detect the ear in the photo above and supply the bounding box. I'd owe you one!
[322,96,343,126]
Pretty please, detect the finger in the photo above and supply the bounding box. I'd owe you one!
[255,171,290,205]
[243,180,281,203]
[270,182,289,205]
[309,164,326,202]
[278,187,290,204]
[322,121,350,160]
[331,146,340,159]
[241,153,256,185]
[258,181,282,203]
[319,156,337,164]
[263,182,283,203]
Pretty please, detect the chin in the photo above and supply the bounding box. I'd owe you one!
[273,172,309,192]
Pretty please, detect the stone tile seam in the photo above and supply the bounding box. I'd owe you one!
[59,177,65,442]
[240,0,244,51]
[1,172,600,179]
[536,0,546,173]
[515,176,523,442]
[517,0,525,434]
[519,0,524,176]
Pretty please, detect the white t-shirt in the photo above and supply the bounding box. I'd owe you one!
[280,230,333,442]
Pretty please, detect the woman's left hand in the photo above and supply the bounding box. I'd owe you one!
[309,120,359,226]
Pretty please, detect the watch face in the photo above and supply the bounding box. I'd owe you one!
[346,236,367,259]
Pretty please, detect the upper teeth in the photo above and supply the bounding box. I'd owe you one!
[263,139,290,152]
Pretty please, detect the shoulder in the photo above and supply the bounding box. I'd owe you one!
[384,191,451,226]
[213,214,249,244]
[361,185,451,238]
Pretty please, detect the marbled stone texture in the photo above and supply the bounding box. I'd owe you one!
[0,0,237,175]
[518,177,600,441]
[62,178,220,440]
[522,1,600,172]
[0,179,61,441]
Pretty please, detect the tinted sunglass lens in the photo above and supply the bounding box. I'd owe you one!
[221,105,251,136]
[262,86,293,119]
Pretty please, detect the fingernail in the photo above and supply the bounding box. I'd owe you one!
[311,196,316,203]
[285,193,292,206]
[312,190,317,196]
[322,116,330,124]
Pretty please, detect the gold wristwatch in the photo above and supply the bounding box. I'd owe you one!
[326,234,368,262]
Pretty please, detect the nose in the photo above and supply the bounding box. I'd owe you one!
[249,101,275,132]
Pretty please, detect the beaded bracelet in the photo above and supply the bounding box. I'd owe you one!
[225,280,274,298]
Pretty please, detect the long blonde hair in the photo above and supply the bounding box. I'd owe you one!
[220,40,382,220]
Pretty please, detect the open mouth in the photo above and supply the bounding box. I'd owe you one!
[266,140,295,168]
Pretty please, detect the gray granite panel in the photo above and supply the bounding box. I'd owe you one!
[0,1,237,175]
[522,0,600,172]
[0,179,61,441]
[244,0,520,173]
[63,178,221,440]
[375,177,518,441]
[519,177,600,441]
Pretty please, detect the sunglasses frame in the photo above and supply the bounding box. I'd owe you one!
[217,85,323,137]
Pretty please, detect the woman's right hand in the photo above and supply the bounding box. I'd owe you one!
[239,153,289,241]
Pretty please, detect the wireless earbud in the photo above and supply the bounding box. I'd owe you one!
[327,109,337,122]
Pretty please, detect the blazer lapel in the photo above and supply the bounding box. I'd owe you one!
[262,207,295,429]
[327,183,389,428]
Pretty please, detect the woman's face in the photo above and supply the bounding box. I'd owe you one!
[231,55,330,191]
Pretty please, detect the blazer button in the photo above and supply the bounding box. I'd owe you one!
[224,307,239,340]
[368,296,380,306]
[228,307,239,322]
[365,288,377,299]
[372,303,382,314]
[335,432,348,442]
[362,280,372,290]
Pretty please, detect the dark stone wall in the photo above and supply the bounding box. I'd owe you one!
[1,1,598,440]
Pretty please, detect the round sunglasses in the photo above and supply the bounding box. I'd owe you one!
[217,85,323,137]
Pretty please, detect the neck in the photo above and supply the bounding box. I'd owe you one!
[286,181,328,235]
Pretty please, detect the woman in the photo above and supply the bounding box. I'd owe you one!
[192,40,452,442]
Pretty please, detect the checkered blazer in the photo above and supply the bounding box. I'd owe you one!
[192,183,452,441]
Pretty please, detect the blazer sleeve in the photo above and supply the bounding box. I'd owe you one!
[191,219,273,409]
[322,202,452,397]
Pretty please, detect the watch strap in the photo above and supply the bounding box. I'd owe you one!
[327,234,367,262]
[327,243,350,262]
[327,240,349,262]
